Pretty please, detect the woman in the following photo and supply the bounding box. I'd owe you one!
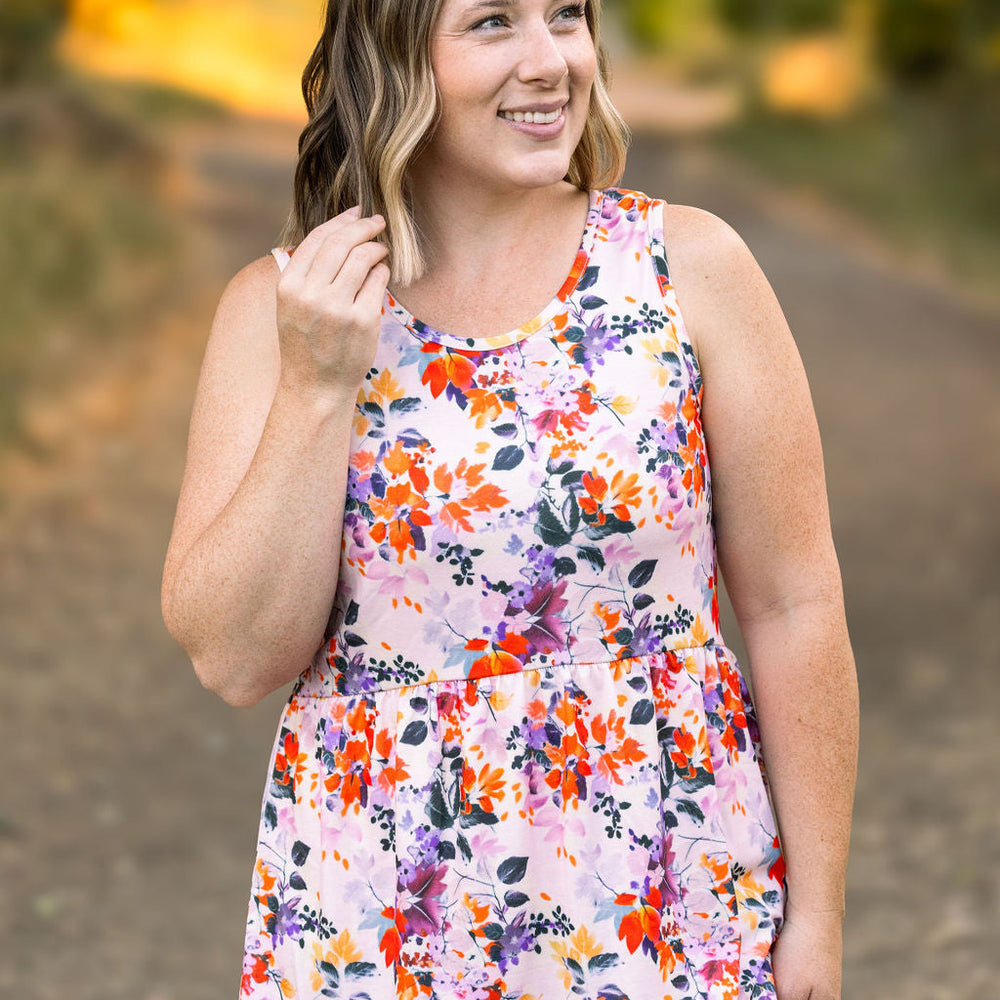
[161,0,858,997]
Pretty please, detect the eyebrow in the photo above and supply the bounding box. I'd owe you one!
[465,0,518,10]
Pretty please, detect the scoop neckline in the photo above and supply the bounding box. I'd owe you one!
[384,188,604,352]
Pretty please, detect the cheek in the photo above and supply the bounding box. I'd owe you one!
[569,37,598,85]
[433,48,493,116]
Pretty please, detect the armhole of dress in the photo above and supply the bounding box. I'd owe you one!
[270,247,291,273]
[649,198,702,384]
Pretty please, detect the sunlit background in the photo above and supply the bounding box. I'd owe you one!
[59,0,320,118]
[2,2,999,998]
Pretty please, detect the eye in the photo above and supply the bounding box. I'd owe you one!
[471,14,509,31]
[555,2,586,21]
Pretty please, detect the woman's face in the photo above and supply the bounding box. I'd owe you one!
[418,0,597,196]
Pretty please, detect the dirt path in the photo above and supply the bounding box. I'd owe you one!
[2,115,997,999]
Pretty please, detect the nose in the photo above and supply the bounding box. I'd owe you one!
[517,19,569,86]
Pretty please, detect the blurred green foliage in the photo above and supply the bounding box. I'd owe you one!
[0,82,180,442]
[715,0,841,33]
[614,0,703,53]
[0,0,68,84]
[614,0,1000,87]
[873,0,967,85]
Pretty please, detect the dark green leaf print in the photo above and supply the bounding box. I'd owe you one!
[564,956,585,983]
[493,445,525,471]
[400,720,428,745]
[677,798,706,823]
[361,401,385,427]
[577,264,600,291]
[630,699,655,726]
[628,559,658,588]
[427,781,455,829]
[389,397,422,415]
[497,855,529,884]
[588,952,621,972]
[535,501,572,547]
[578,545,605,571]
[553,556,577,576]
[344,961,378,978]
[562,493,581,534]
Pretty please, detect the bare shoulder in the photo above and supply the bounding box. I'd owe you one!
[212,253,282,343]
[197,254,283,385]
[168,254,284,556]
[659,203,789,371]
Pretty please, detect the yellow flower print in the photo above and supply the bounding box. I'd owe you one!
[369,368,405,405]
[640,337,680,388]
[309,931,363,993]
[549,924,607,989]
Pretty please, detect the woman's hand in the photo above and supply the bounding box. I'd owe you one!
[276,205,390,399]
[772,909,844,1000]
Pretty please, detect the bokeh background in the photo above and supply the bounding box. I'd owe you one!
[2,2,998,997]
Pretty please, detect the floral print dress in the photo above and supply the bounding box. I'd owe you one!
[242,188,785,1000]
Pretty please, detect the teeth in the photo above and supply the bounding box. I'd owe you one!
[501,108,562,125]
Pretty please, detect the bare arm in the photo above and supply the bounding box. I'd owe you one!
[666,205,859,998]
[161,208,390,706]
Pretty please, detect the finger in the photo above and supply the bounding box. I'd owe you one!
[281,204,362,276]
[354,260,391,316]
[329,241,389,301]
[305,215,386,284]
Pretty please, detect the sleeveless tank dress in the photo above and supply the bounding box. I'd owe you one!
[241,188,785,1000]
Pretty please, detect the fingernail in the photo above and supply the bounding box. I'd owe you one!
[347,204,362,216]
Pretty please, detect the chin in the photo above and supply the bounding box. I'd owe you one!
[505,154,579,190]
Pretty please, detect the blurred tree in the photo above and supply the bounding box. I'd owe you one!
[615,0,705,53]
[0,0,68,84]
[715,0,841,33]
[872,0,964,85]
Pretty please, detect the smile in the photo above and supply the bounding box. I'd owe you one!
[498,107,565,124]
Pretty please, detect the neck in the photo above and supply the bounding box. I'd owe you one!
[400,172,580,287]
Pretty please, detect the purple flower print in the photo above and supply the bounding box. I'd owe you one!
[516,578,569,654]
[493,910,536,975]
[272,898,302,944]
[400,862,448,937]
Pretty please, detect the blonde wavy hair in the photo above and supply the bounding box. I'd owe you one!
[279,0,630,287]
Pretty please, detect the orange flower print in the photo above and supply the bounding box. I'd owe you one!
[615,886,662,954]
[543,699,593,810]
[668,723,713,784]
[377,904,406,967]
[241,953,272,995]
[579,468,641,524]
[273,732,308,793]
[468,643,524,680]
[421,348,478,400]
[461,762,507,814]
